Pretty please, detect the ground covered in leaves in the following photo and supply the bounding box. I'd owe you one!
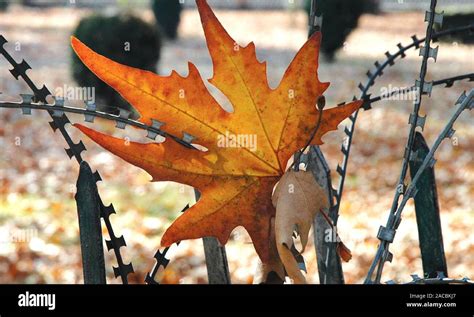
[0,5,473,284]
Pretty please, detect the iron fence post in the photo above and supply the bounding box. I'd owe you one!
[75,161,106,284]
[409,132,447,278]
[194,190,231,284]
[308,146,344,284]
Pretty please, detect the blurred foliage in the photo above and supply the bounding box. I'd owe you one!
[152,0,182,40]
[0,0,9,11]
[363,0,381,14]
[437,13,474,44]
[304,0,366,61]
[71,13,162,114]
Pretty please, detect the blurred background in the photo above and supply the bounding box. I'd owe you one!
[0,0,473,284]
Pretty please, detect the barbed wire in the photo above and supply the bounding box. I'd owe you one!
[0,35,134,284]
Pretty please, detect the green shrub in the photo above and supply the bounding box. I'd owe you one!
[363,0,380,15]
[152,0,183,40]
[71,14,162,114]
[0,0,9,11]
[305,0,366,61]
[437,13,474,44]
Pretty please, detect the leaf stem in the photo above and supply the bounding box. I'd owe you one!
[291,96,325,171]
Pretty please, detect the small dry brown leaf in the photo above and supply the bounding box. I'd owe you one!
[337,241,353,262]
[272,170,329,284]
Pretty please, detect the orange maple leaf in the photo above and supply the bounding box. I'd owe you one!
[71,0,362,262]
